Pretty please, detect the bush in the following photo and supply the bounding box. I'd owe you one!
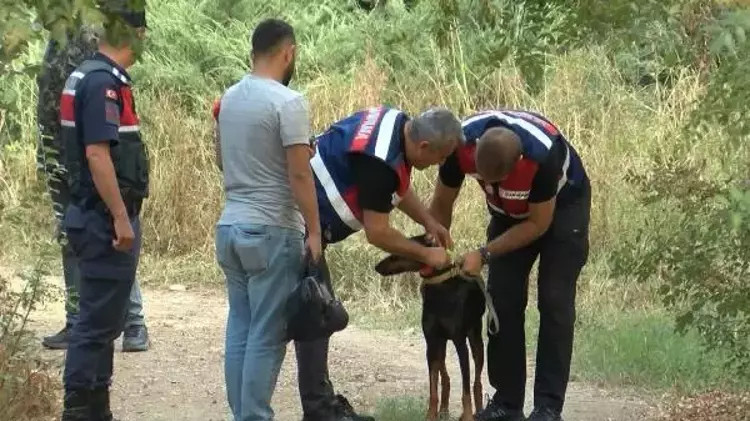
[611,8,750,374]
[0,262,59,421]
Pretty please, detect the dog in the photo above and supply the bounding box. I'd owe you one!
[374,235,488,421]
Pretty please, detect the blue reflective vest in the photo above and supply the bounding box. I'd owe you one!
[311,106,412,243]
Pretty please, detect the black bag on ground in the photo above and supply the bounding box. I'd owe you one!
[287,254,349,342]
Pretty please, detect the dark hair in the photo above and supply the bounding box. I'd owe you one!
[251,18,296,58]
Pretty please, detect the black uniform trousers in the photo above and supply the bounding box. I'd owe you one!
[63,205,141,390]
[294,246,339,419]
[487,179,591,413]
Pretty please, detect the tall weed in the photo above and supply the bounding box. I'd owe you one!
[0,262,59,421]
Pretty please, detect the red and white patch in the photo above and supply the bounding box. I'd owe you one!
[105,89,119,101]
[350,107,384,152]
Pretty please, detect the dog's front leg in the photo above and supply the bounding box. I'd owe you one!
[427,362,440,421]
[426,336,447,420]
[438,360,450,416]
[455,338,474,421]
[468,325,485,413]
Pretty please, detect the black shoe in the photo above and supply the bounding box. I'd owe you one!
[527,407,563,421]
[91,387,119,421]
[42,325,71,350]
[331,394,374,421]
[475,397,524,421]
[122,325,149,352]
[62,389,91,421]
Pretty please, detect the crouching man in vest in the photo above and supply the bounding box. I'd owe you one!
[297,106,463,421]
[58,4,149,421]
[430,110,591,421]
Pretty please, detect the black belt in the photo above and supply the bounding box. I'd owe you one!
[81,197,142,218]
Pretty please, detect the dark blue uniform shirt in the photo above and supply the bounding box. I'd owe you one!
[72,52,130,201]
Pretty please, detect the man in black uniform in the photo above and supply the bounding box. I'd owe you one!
[430,110,590,421]
[297,106,461,420]
[58,3,150,420]
[36,19,149,353]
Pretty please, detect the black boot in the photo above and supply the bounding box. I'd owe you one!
[330,395,374,421]
[122,325,150,352]
[527,406,563,421]
[91,387,117,421]
[42,325,71,350]
[474,396,524,421]
[62,389,91,421]
[301,395,374,421]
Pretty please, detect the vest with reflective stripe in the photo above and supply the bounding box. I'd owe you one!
[312,106,412,243]
[60,59,149,204]
[458,110,585,219]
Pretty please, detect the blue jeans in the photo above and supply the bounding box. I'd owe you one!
[216,224,304,421]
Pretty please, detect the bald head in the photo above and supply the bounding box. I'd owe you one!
[476,127,522,181]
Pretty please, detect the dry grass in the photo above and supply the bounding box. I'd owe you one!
[655,391,750,421]
[0,270,60,421]
[0,346,59,421]
[0,48,709,305]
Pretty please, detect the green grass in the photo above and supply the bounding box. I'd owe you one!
[572,310,747,393]
[372,396,427,421]
[365,308,748,420]
[349,294,747,395]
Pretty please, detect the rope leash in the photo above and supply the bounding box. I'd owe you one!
[473,275,500,336]
[421,267,500,336]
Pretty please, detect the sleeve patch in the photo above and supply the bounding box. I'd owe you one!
[105,100,121,126]
[105,88,119,101]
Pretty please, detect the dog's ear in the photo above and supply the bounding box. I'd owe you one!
[374,235,432,276]
[374,254,423,276]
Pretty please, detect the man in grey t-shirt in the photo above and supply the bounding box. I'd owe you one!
[213,19,322,421]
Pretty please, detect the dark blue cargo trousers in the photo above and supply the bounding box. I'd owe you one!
[62,205,140,390]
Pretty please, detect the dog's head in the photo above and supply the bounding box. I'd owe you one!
[374,234,458,279]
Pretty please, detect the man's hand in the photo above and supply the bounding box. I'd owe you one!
[423,246,451,269]
[306,231,323,263]
[424,218,453,249]
[397,188,453,248]
[112,214,135,252]
[364,209,451,268]
[460,250,483,277]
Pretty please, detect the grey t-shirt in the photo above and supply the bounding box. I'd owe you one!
[217,74,310,232]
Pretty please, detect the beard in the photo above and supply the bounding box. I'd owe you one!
[282,59,296,86]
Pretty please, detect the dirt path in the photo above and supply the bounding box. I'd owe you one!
[28,286,650,421]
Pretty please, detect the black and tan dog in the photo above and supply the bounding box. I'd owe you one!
[375,235,496,421]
